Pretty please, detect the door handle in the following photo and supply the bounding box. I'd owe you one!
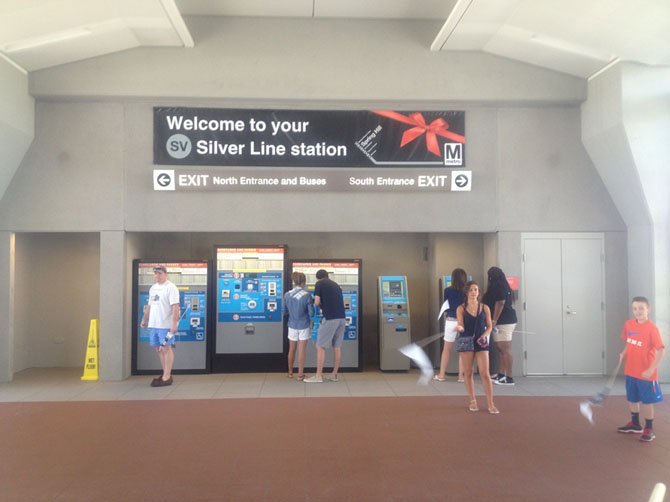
[566,311,577,315]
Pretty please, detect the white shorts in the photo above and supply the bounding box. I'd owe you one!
[288,327,311,342]
[443,319,458,343]
[493,323,516,342]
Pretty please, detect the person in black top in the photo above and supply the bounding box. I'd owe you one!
[482,267,518,386]
[304,269,346,383]
[456,281,498,414]
[434,268,467,382]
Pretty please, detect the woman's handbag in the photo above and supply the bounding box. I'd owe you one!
[456,333,475,352]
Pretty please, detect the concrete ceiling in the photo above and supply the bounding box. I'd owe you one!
[1,0,669,78]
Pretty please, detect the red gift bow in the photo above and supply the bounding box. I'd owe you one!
[371,110,466,158]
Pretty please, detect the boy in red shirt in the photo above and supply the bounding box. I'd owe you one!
[617,296,665,442]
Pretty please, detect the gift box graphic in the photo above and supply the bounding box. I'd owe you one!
[356,110,466,166]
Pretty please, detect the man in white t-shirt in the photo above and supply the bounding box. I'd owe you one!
[140,265,180,387]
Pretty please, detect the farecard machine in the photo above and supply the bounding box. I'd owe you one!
[289,260,363,371]
[132,260,209,374]
[378,276,411,371]
[214,246,286,372]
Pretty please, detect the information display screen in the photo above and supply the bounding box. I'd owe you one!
[381,276,407,303]
[216,247,284,323]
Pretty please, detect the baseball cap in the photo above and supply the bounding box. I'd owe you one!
[153,266,167,273]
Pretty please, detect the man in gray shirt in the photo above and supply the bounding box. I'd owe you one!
[304,269,346,383]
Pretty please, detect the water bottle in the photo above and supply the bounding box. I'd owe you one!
[161,332,175,347]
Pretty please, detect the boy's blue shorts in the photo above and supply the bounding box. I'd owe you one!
[149,328,175,347]
[625,375,663,405]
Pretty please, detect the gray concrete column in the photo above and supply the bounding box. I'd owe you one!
[0,232,14,381]
[582,63,670,381]
[99,231,128,380]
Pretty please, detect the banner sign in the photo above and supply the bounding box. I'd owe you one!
[152,168,473,192]
[154,107,465,168]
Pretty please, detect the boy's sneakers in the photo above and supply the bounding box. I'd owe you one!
[490,373,502,382]
[617,422,643,434]
[640,428,656,442]
[495,375,515,386]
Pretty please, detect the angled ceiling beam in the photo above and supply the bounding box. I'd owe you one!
[160,0,194,48]
[0,52,27,75]
[430,0,474,51]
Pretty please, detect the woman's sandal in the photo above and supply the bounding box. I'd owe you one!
[287,373,294,378]
[488,406,500,415]
[469,400,479,412]
[432,375,447,382]
[297,374,305,381]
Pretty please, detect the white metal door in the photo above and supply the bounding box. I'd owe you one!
[523,239,564,374]
[523,235,605,375]
[562,238,604,374]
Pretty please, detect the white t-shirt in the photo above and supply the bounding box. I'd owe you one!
[147,280,180,329]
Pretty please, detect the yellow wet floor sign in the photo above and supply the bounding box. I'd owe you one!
[81,319,99,381]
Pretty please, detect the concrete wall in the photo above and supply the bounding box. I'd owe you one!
[0,103,624,235]
[0,57,34,201]
[582,63,670,379]
[0,100,626,378]
[13,233,99,371]
[29,17,585,103]
[0,16,635,380]
[0,232,14,380]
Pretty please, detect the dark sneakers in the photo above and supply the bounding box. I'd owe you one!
[617,422,644,434]
[640,428,656,442]
[617,422,655,441]
[495,375,515,386]
[150,376,173,387]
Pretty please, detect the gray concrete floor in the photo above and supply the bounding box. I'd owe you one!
[0,367,627,402]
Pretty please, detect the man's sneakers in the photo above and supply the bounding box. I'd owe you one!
[494,375,515,386]
[617,422,644,434]
[640,428,656,442]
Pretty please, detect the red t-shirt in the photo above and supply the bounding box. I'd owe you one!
[621,319,664,380]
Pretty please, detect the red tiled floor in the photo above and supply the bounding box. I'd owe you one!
[1,396,668,501]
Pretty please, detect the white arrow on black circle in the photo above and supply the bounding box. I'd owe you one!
[454,174,468,187]
[157,173,172,187]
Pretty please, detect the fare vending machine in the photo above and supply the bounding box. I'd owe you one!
[378,276,411,371]
[132,261,209,374]
[214,246,286,372]
[290,260,363,371]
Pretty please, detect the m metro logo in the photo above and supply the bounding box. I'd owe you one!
[443,142,463,166]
